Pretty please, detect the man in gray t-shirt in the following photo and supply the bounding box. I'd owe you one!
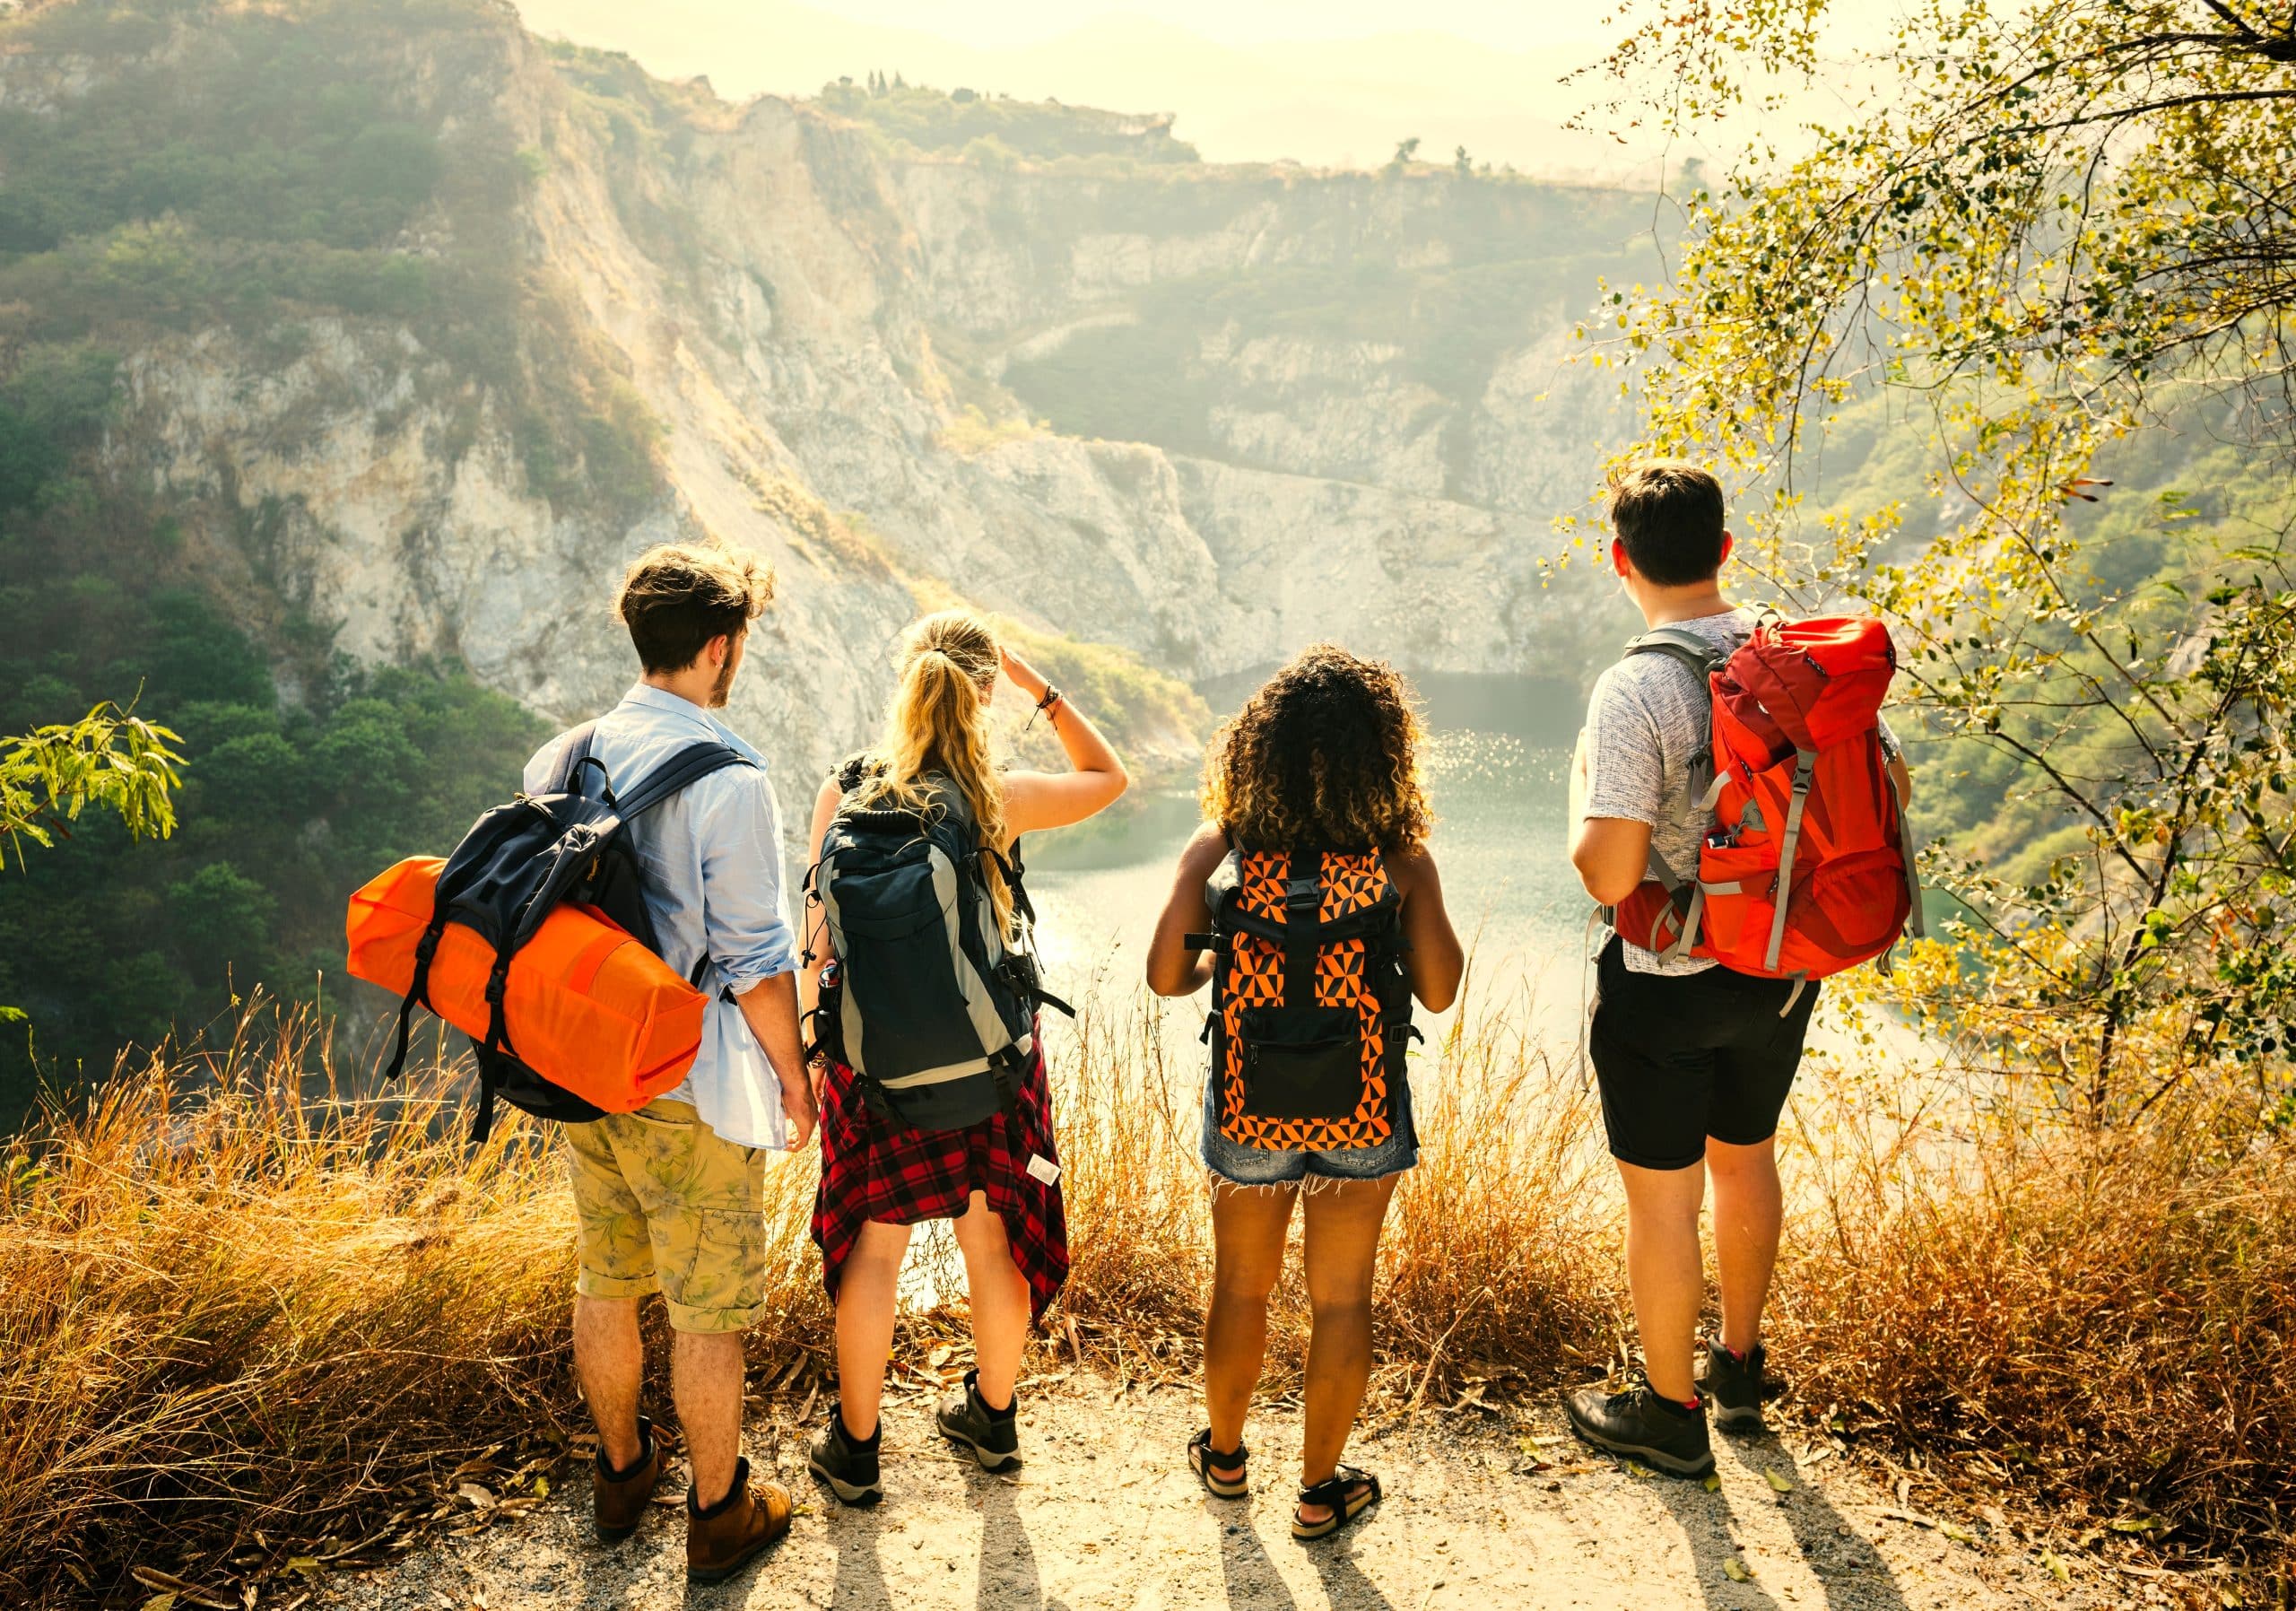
[1579,606,1758,977]
[1559,461,1914,1485]
[1582,611,1901,978]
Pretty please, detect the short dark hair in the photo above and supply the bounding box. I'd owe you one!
[1608,461,1727,587]
[613,543,775,674]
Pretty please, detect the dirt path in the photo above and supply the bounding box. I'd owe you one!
[317,1375,2119,1611]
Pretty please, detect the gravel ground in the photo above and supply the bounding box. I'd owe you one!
[311,1374,2125,1611]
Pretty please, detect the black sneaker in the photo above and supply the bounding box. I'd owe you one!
[1701,1339,1768,1433]
[1564,1375,1714,1476]
[807,1403,883,1506]
[935,1368,1020,1471]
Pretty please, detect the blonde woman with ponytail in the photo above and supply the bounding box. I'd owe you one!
[799,609,1126,1505]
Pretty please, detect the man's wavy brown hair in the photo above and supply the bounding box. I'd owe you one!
[1201,644,1433,851]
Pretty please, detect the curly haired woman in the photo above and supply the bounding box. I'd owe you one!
[1144,645,1463,1541]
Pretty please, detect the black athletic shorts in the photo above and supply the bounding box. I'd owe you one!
[1587,936,1819,1171]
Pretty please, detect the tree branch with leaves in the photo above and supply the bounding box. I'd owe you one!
[1578,0,2296,1128]
[2,702,186,1026]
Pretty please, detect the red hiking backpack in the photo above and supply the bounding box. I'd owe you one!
[1611,614,1923,986]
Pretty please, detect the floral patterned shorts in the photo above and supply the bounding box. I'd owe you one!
[563,1099,767,1333]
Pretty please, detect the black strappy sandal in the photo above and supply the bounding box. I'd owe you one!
[1187,1428,1249,1499]
[1292,1465,1381,1540]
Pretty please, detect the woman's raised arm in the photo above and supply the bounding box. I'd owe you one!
[998,645,1129,838]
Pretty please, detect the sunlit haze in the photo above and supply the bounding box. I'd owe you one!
[509,0,1767,178]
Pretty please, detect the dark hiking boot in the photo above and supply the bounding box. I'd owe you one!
[1701,1339,1769,1433]
[1564,1375,1714,1477]
[592,1415,663,1543]
[684,1457,791,1585]
[936,1368,1020,1471]
[808,1403,884,1506]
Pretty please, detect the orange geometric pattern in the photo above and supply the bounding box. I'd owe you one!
[1218,850,1396,1152]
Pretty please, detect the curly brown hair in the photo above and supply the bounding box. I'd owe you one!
[1200,644,1433,851]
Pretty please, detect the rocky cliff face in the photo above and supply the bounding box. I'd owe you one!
[33,2,1646,786]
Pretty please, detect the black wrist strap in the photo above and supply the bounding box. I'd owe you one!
[1035,684,1062,711]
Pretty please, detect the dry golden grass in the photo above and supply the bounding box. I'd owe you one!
[1778,1091,2296,1570]
[2,1008,578,1608]
[4,995,2291,1605]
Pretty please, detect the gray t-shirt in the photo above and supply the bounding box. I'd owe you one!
[1584,607,1897,975]
[1583,609,1756,975]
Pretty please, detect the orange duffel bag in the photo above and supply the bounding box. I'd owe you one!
[347,857,707,1114]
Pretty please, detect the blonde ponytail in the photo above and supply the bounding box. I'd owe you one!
[849,610,1015,936]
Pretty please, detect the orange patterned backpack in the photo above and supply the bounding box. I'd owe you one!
[1188,844,1419,1150]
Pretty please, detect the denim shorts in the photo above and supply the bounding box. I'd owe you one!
[1199,1075,1420,1188]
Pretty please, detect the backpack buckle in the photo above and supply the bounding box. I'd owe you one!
[1283,876,1320,909]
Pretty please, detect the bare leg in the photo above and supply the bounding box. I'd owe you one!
[833,1219,913,1441]
[951,1192,1032,1409]
[672,1329,748,1509]
[573,1294,646,1471]
[1204,1182,1299,1485]
[1296,1175,1398,1522]
[1618,1158,1709,1404]
[1705,1136,1783,1356]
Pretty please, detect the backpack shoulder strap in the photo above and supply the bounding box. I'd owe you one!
[919,771,978,827]
[548,721,601,794]
[617,741,755,822]
[1623,626,1731,681]
[1622,629,1732,822]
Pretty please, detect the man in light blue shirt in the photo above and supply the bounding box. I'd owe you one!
[528,544,811,1582]
[522,690,804,1149]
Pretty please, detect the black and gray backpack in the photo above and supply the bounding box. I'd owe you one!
[381,722,750,1141]
[803,759,1069,1132]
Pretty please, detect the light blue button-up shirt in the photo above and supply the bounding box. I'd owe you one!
[524,684,796,1148]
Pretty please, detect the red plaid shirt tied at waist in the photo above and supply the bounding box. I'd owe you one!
[809,1031,1067,1322]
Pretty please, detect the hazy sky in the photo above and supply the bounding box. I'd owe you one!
[513,0,1904,177]
[786,1,1609,51]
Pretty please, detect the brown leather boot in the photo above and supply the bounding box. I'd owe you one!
[592,1416,664,1543]
[685,1456,793,1584]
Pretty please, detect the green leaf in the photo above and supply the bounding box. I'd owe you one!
[1765,1469,1794,1493]
[1723,1557,1753,1582]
